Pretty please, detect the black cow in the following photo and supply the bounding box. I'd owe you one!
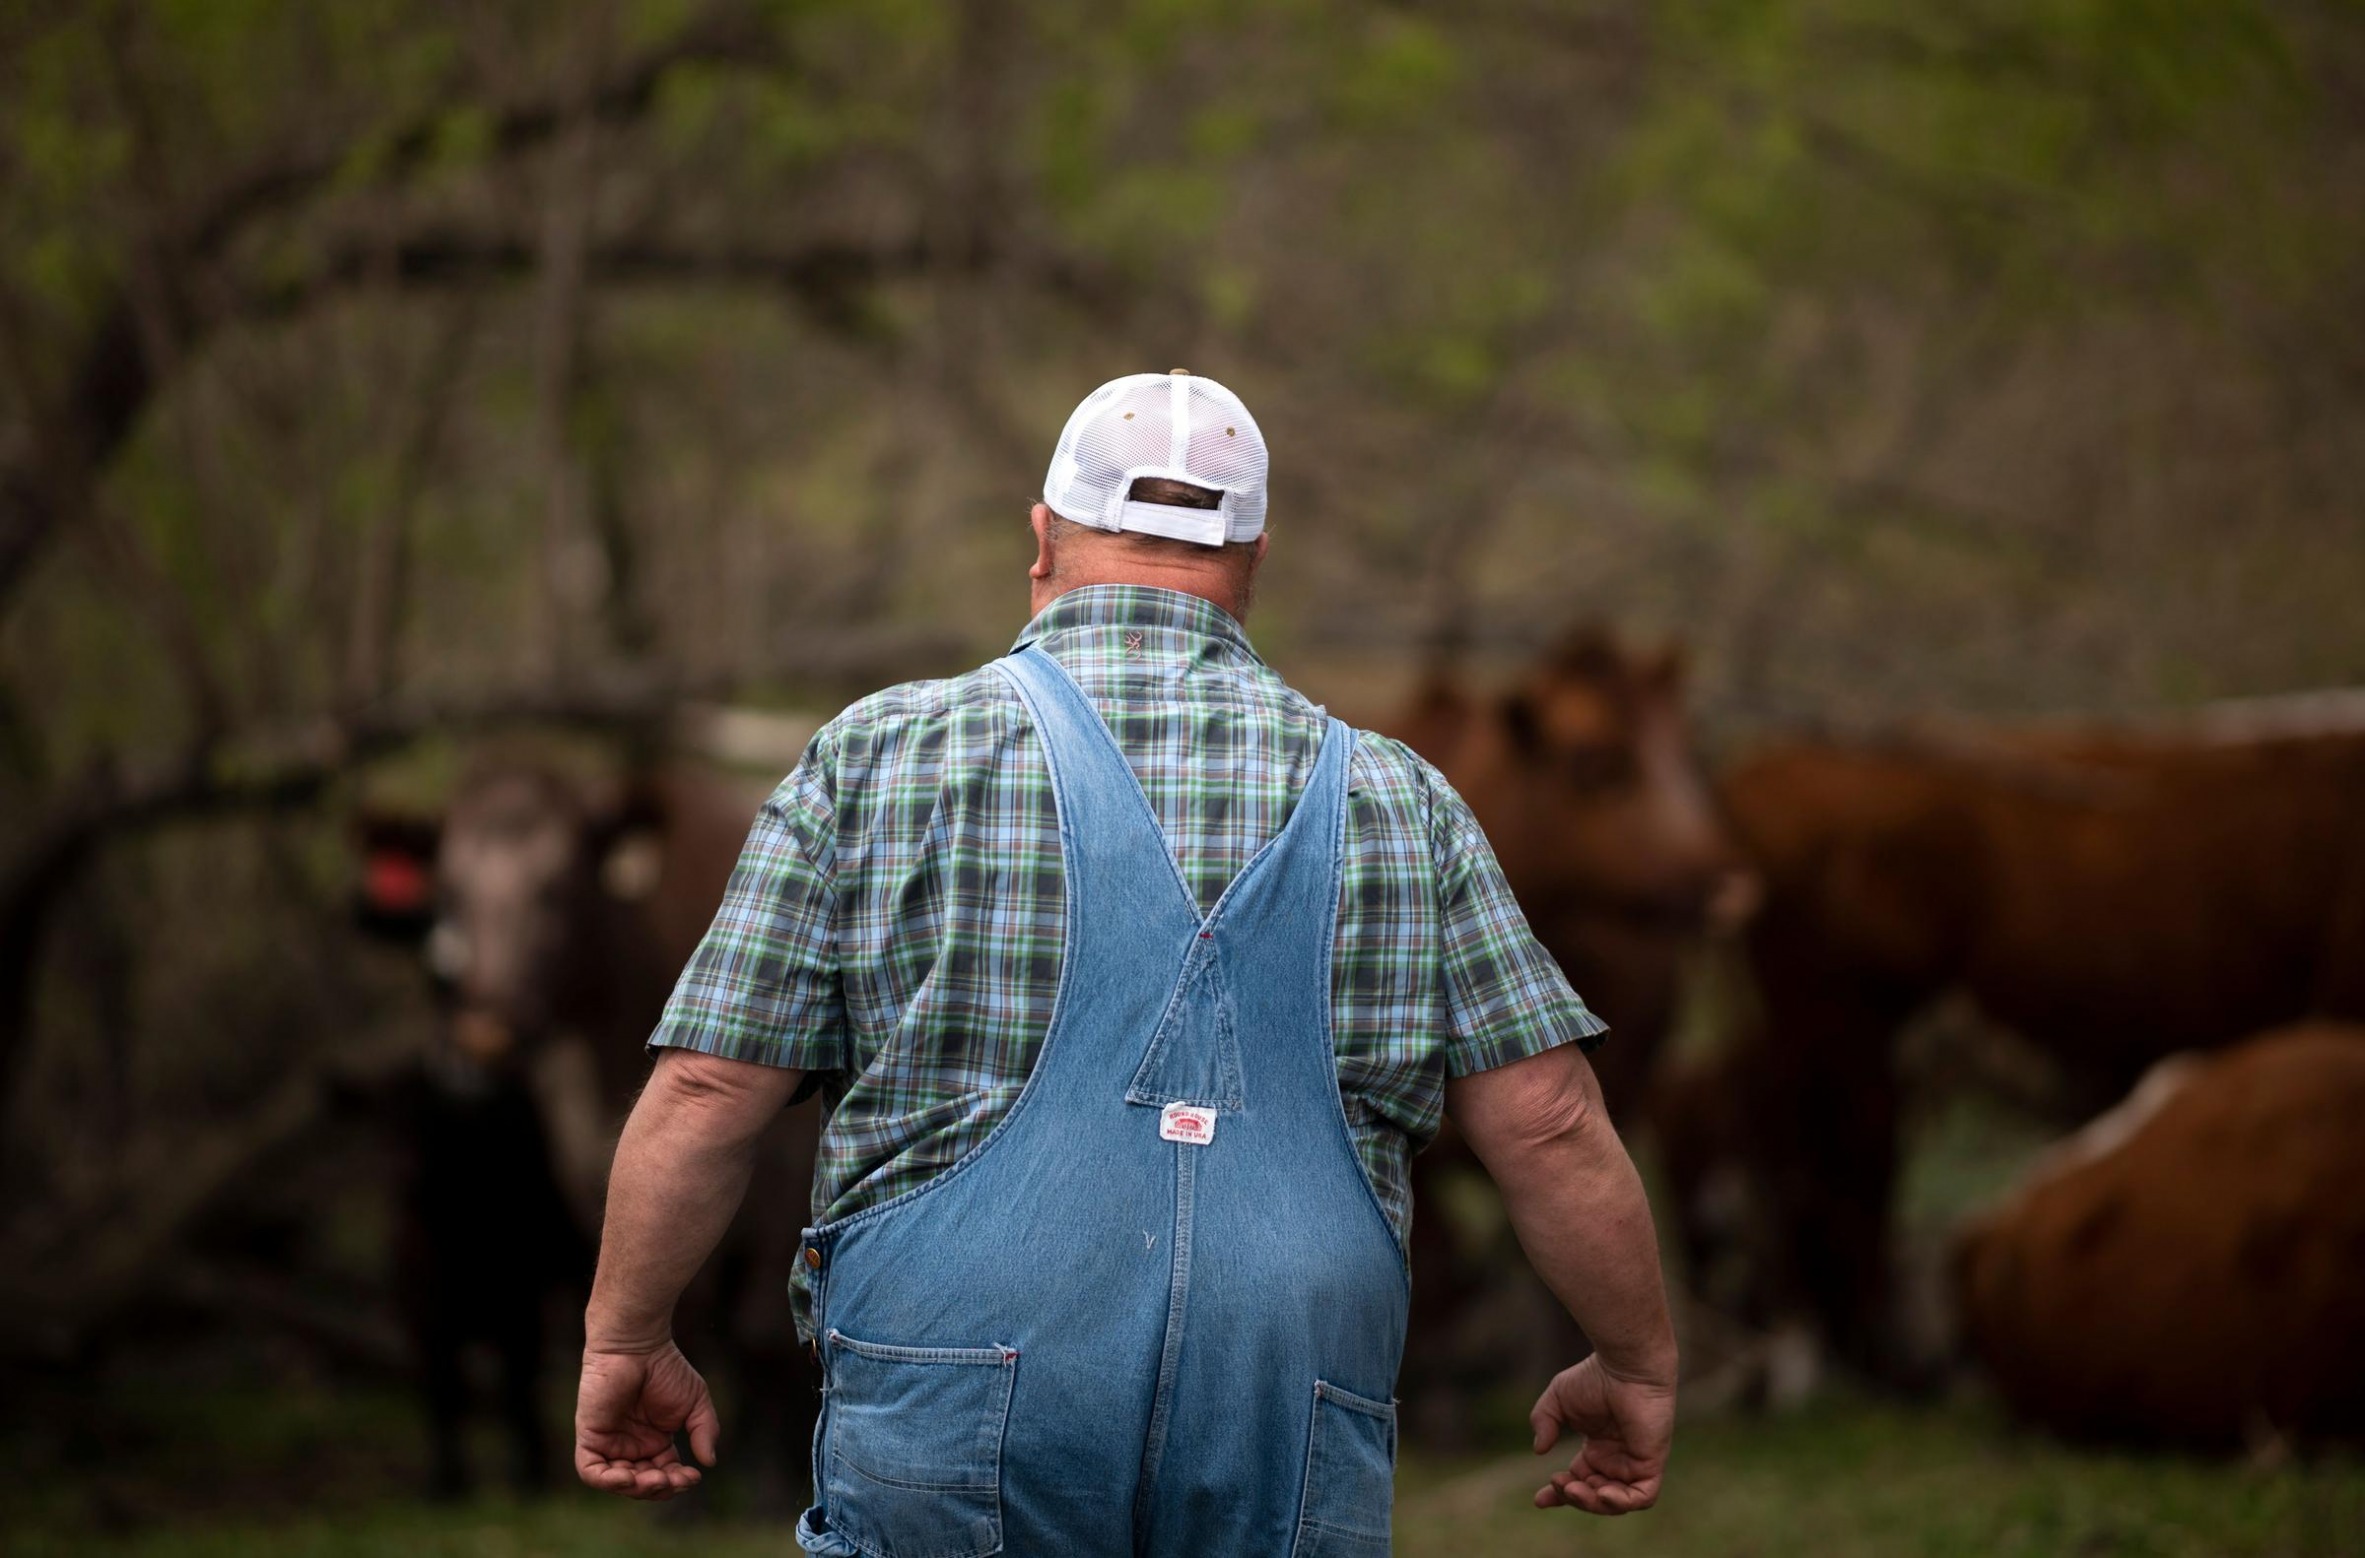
[383,1030,588,1497]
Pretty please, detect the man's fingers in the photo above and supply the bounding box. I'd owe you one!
[1537,1478,1624,1516]
[687,1389,723,1467]
[618,1461,702,1500]
[577,1445,635,1491]
[580,1447,705,1501]
[1528,1393,1563,1455]
[580,1458,647,1493]
[1535,1458,1661,1517]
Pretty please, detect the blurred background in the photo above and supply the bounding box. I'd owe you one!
[4,0,2363,1553]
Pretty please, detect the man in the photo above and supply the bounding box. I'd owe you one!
[577,371,1678,1552]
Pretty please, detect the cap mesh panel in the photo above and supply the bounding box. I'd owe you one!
[1043,373,1268,543]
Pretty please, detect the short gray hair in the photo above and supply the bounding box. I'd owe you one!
[1045,477,1260,568]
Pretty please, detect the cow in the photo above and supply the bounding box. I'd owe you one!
[1669,712,2365,1382]
[380,1019,589,1499]
[357,753,823,1510]
[1379,628,1744,1440]
[1388,628,1745,1111]
[1953,1023,2365,1448]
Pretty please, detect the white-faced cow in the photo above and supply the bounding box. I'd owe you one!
[358,754,820,1508]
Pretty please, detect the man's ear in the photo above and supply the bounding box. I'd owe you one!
[1029,503,1056,583]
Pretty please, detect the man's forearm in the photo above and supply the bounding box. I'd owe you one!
[585,1049,804,1354]
[1492,1110,1676,1380]
[1450,1046,1678,1383]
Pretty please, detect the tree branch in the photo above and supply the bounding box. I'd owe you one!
[0,6,788,615]
[254,228,943,324]
[179,8,784,266]
[344,294,479,707]
[530,37,609,678]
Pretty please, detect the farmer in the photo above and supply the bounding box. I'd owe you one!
[576,371,1678,1552]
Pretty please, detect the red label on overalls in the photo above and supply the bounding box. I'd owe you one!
[1158,1101,1217,1146]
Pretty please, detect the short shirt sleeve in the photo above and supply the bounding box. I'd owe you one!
[648,746,847,1081]
[1425,766,1609,1077]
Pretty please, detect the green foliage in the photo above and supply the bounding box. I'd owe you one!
[2,0,2361,794]
[1,24,128,316]
[1622,0,2306,327]
[1325,11,1462,131]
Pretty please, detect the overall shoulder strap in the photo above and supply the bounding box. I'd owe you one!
[993,645,1198,920]
[1201,714,1356,938]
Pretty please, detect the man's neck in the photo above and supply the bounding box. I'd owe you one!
[1030,571,1248,623]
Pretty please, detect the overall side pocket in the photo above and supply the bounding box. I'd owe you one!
[1290,1379,1398,1557]
[821,1329,1018,1558]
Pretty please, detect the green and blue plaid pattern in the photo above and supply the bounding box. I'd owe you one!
[653,586,1604,1320]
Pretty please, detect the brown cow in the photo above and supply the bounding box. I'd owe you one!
[1954,1024,2365,1447]
[1382,628,1742,1439]
[360,755,822,1510]
[1677,715,2365,1380]
[1389,628,1742,1110]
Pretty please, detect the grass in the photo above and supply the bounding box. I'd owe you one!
[8,1379,2361,1558]
[1398,1403,2365,1558]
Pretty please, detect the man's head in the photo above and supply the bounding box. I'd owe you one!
[1030,371,1271,620]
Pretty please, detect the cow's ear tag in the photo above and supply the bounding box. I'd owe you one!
[1158,1101,1217,1147]
[363,849,434,915]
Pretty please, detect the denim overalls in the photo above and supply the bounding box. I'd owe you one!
[795,646,1410,1557]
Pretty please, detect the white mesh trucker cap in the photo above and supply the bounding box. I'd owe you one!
[1041,370,1268,546]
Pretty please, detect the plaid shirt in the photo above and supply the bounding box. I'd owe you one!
[652,585,1604,1330]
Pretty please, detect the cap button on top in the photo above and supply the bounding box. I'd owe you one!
[1169,368,1191,376]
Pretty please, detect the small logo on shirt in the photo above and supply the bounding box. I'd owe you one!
[1159,1101,1217,1146]
[1124,629,1146,657]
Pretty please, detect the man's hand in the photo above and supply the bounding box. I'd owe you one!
[1529,1356,1675,1515]
[1450,1045,1679,1516]
[575,1343,721,1500]
[576,1050,801,1503]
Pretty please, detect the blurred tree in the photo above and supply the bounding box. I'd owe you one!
[0,0,2359,1345]
[0,0,1138,1329]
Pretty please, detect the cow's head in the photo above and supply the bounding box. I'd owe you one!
[1423,628,1746,932]
[354,762,665,1059]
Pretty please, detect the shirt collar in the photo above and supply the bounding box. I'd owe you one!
[1011,584,1261,660]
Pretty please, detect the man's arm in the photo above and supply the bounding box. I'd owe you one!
[1448,1041,1678,1516]
[576,1048,804,1500]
